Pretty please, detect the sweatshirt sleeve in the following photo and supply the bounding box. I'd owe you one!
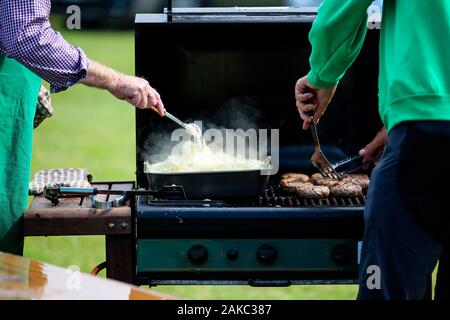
[307,0,374,88]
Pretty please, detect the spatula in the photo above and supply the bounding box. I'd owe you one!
[149,105,201,137]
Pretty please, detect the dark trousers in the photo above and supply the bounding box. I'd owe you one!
[358,121,450,300]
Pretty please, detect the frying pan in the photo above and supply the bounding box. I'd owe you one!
[145,155,272,199]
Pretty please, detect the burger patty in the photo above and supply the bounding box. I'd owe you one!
[310,176,342,187]
[296,184,330,198]
[329,182,363,197]
[280,180,330,198]
[311,173,370,190]
[280,180,312,193]
[280,173,310,183]
[342,174,370,190]
[310,173,323,180]
[279,172,368,198]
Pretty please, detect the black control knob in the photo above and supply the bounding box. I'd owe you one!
[226,249,239,261]
[256,244,277,265]
[331,244,354,266]
[187,244,208,265]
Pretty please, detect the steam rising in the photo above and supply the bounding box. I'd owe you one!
[144,138,270,173]
[142,96,278,174]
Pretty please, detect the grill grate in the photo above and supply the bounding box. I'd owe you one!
[147,184,366,208]
[255,185,366,207]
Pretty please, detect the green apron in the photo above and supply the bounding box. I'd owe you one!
[0,55,41,255]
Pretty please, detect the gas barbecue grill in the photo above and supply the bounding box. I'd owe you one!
[136,185,365,286]
[132,4,381,286]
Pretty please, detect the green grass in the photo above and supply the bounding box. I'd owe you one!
[22,21,360,300]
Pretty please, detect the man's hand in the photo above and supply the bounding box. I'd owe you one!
[295,75,336,130]
[108,74,165,116]
[81,60,165,116]
[359,127,387,165]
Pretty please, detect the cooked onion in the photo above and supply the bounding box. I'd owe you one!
[184,122,202,138]
[144,139,270,173]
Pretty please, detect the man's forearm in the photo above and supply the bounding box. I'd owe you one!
[80,60,166,116]
[80,60,121,93]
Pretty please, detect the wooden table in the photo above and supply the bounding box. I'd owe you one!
[0,251,173,300]
[24,182,135,284]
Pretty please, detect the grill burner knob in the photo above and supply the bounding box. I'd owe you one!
[257,244,277,265]
[226,249,239,261]
[187,244,208,265]
[331,244,354,266]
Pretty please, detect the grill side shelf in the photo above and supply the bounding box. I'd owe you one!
[24,182,134,236]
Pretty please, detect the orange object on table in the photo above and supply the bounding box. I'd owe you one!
[0,252,173,300]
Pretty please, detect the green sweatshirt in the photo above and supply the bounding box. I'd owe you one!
[308,0,450,133]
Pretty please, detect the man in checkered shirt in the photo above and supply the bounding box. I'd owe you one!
[0,0,165,255]
[0,0,166,111]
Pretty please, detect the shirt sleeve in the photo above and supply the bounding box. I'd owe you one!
[0,0,90,93]
[307,0,374,88]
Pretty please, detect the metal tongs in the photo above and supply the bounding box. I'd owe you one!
[43,185,186,207]
[309,116,381,179]
[309,116,342,179]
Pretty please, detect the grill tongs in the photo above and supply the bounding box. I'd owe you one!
[43,185,187,207]
[309,116,342,180]
[309,116,380,179]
